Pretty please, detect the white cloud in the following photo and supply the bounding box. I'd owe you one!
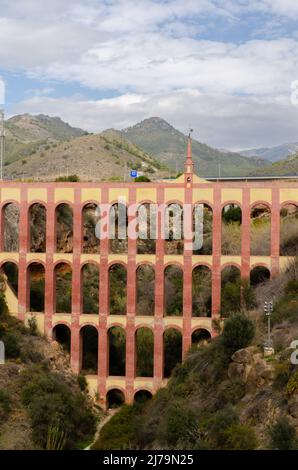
[11,89,298,150]
[1,0,298,149]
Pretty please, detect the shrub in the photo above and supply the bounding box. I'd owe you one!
[158,401,197,447]
[223,423,258,450]
[27,316,38,336]
[287,371,298,396]
[268,416,297,450]
[0,389,12,421]
[92,405,137,450]
[77,374,88,391]
[207,404,239,448]
[19,364,96,449]
[2,331,21,358]
[221,312,255,355]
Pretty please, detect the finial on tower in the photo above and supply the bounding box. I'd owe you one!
[185,128,194,177]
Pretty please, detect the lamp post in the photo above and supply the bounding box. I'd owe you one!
[264,300,274,355]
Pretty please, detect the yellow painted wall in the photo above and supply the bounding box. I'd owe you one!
[81,188,101,204]
[221,188,242,204]
[280,189,298,204]
[192,188,213,204]
[1,188,20,203]
[109,188,129,203]
[164,188,185,203]
[250,188,272,205]
[54,188,74,203]
[28,188,47,204]
[136,187,157,203]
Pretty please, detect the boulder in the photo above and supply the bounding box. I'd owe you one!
[231,346,257,364]
[228,362,252,383]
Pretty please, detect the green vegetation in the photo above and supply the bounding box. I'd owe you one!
[0,389,12,421]
[19,364,97,449]
[93,313,255,450]
[55,174,80,182]
[268,417,297,450]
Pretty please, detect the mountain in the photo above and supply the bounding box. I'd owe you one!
[4,114,86,165]
[120,117,267,177]
[251,151,298,177]
[240,142,298,162]
[4,129,169,181]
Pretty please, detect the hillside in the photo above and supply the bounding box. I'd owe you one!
[241,142,298,162]
[120,117,267,177]
[93,258,298,450]
[4,129,169,181]
[251,151,298,177]
[0,297,100,450]
[4,114,86,165]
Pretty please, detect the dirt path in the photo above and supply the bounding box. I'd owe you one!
[85,408,118,450]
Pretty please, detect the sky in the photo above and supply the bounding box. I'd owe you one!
[1,0,298,150]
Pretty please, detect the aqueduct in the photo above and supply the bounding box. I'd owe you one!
[1,140,298,406]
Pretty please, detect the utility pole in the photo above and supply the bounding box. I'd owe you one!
[264,300,274,355]
[0,109,5,181]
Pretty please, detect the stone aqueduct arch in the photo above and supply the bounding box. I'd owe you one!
[0,143,297,406]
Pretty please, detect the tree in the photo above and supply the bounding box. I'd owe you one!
[221,312,255,354]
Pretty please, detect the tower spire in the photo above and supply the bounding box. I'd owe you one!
[184,128,194,176]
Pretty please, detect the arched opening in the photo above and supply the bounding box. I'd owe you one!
[106,389,125,409]
[250,266,270,287]
[250,204,271,256]
[1,261,18,298]
[29,203,46,252]
[135,327,154,377]
[134,390,152,404]
[165,203,183,254]
[221,266,241,316]
[137,203,156,254]
[82,263,99,314]
[193,204,213,255]
[192,265,212,317]
[222,204,242,255]
[164,265,183,316]
[109,203,128,254]
[80,325,98,374]
[191,328,211,346]
[280,204,298,256]
[82,203,100,254]
[108,326,126,376]
[28,262,45,312]
[2,203,20,252]
[109,264,127,315]
[54,263,72,313]
[136,265,155,315]
[56,203,73,253]
[163,328,182,378]
[52,324,71,353]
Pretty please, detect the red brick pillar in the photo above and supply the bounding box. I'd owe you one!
[71,189,82,373]
[154,188,164,387]
[44,188,55,339]
[271,187,280,277]
[212,186,221,320]
[18,187,29,321]
[241,186,251,279]
[126,188,137,403]
[0,203,3,251]
[98,188,109,404]
[182,192,192,356]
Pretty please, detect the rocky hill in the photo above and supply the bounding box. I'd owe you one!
[4,114,86,165]
[4,129,169,181]
[241,142,298,163]
[120,117,267,177]
[251,151,298,177]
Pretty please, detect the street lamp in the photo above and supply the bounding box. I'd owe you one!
[264,300,274,354]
